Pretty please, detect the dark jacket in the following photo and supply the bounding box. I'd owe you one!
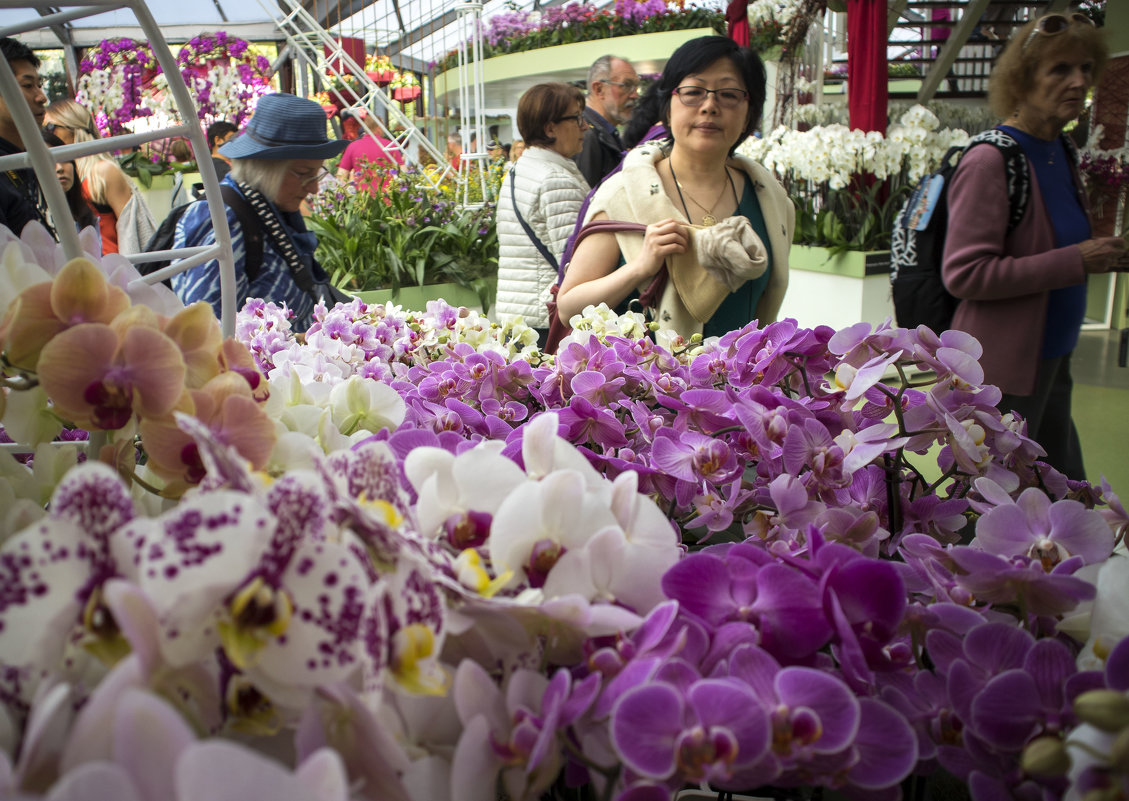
[0,136,47,237]
[572,107,624,189]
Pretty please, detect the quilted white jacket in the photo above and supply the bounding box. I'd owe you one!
[495,147,589,328]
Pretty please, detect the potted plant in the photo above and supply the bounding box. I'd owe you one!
[739,104,971,329]
[390,71,421,104]
[307,162,498,311]
[364,53,396,86]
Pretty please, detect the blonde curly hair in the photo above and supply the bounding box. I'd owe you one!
[988,16,1108,121]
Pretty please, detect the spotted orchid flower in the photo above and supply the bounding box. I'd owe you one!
[0,462,134,708]
[360,555,448,696]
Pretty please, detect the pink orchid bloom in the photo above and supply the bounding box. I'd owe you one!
[37,322,186,430]
[162,302,225,389]
[1,258,130,371]
[139,372,275,487]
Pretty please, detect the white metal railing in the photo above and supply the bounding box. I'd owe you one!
[0,0,238,457]
[0,0,237,336]
[264,0,456,193]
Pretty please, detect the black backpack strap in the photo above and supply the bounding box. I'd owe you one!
[219,184,264,281]
[509,167,559,273]
[965,129,1030,234]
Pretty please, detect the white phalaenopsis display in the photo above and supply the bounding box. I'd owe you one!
[741,104,971,190]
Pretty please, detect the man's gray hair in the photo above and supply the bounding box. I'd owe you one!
[587,55,626,91]
[230,158,290,202]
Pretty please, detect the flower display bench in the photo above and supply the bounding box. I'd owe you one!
[777,245,894,331]
[354,281,489,313]
[433,28,716,109]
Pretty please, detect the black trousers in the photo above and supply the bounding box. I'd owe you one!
[999,352,1086,481]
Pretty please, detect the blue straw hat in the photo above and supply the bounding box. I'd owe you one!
[220,93,350,161]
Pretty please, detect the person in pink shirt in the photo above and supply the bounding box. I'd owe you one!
[335,111,403,193]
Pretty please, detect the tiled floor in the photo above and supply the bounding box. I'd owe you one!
[1072,329,1129,493]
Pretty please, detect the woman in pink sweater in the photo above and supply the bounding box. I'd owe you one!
[942,13,1127,480]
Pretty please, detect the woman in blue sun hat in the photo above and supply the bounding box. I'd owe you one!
[171,92,349,331]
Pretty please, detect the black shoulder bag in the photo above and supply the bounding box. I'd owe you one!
[235,180,351,308]
[509,167,559,272]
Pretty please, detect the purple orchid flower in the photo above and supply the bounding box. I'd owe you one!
[610,677,771,787]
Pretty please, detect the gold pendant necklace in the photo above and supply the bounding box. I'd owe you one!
[668,160,735,227]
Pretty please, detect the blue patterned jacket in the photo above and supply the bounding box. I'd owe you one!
[170,176,324,330]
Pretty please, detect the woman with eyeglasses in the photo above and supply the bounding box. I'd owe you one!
[495,82,591,344]
[44,98,153,255]
[941,13,1127,480]
[555,36,792,340]
[171,93,348,332]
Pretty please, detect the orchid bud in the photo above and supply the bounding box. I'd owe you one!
[1020,736,1070,777]
[1109,726,1129,771]
[1073,690,1129,732]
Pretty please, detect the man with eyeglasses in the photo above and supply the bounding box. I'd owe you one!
[0,37,51,238]
[572,54,639,188]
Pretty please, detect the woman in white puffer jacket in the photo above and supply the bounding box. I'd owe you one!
[495,83,590,341]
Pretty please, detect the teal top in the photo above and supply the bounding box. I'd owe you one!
[703,178,773,338]
[615,177,773,336]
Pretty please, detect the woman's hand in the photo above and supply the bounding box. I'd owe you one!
[1079,236,1129,274]
[634,218,689,279]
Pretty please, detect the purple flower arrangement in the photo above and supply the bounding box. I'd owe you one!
[76,38,155,136]
[1,273,1127,801]
[436,1,726,74]
[1079,151,1129,191]
[76,32,271,137]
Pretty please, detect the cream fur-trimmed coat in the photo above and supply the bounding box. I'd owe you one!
[579,141,794,336]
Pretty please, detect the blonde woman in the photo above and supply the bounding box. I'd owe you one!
[44,98,154,254]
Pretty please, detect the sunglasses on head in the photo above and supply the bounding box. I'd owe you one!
[1023,13,1096,50]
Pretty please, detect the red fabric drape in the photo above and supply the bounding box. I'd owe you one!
[846,0,888,134]
[726,0,749,47]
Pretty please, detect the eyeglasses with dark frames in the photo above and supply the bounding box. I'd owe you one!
[289,167,330,186]
[1023,13,1096,50]
[43,123,74,135]
[555,113,590,129]
[600,79,640,94]
[672,86,749,109]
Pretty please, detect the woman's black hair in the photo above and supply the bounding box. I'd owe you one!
[41,129,96,231]
[657,35,767,154]
[623,81,667,149]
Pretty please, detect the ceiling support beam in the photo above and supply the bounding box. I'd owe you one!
[916,0,992,104]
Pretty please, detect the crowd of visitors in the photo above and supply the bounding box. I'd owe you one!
[3,15,1129,478]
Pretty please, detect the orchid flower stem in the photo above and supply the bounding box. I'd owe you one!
[784,353,814,397]
[1018,590,1031,632]
[0,374,38,390]
[925,465,959,496]
[707,425,746,438]
[127,467,167,497]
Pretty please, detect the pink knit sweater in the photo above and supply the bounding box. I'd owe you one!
[941,143,1088,396]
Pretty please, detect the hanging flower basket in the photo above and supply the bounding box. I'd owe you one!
[367,70,395,86]
[392,86,421,102]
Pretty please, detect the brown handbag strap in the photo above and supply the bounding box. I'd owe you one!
[572,219,647,251]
